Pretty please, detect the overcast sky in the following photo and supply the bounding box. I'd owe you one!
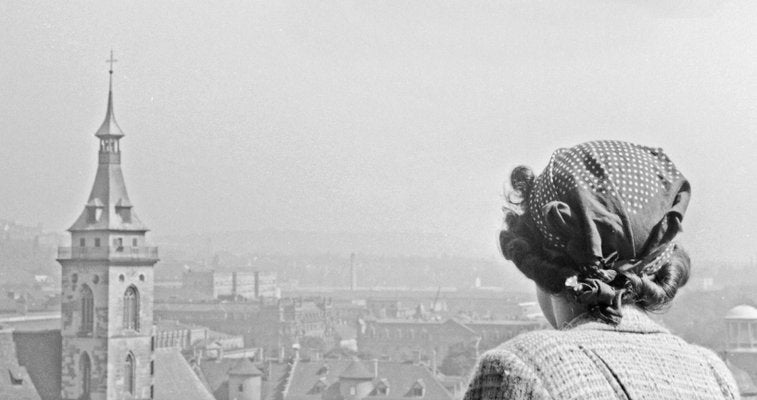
[1,1,755,262]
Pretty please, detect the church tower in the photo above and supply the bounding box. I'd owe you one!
[58,53,158,400]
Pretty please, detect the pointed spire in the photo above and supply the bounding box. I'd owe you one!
[95,50,125,138]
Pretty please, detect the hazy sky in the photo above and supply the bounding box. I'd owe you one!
[1,1,756,262]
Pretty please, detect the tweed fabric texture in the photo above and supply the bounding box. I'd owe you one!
[463,308,739,400]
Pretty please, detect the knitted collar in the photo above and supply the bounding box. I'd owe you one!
[561,306,669,334]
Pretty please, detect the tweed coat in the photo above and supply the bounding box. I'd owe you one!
[463,307,739,400]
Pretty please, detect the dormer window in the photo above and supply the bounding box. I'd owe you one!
[120,208,132,223]
[115,199,132,223]
[310,378,328,394]
[9,368,24,386]
[86,207,103,223]
[410,380,425,397]
[85,199,104,224]
[374,379,389,396]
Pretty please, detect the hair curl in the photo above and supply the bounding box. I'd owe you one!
[500,165,691,313]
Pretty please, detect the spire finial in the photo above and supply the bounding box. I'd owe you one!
[107,50,118,75]
[95,50,125,139]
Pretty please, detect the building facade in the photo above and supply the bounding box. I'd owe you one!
[357,317,542,363]
[182,270,278,300]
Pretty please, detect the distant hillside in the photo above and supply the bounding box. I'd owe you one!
[0,219,65,283]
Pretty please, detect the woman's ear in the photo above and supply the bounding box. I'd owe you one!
[536,285,558,329]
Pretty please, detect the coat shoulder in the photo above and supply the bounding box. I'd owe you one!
[691,345,740,399]
[464,339,552,400]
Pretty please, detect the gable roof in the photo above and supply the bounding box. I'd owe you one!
[0,329,43,400]
[12,330,61,400]
[154,348,216,400]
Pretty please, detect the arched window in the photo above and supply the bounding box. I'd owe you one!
[124,286,139,331]
[81,285,94,335]
[125,353,135,395]
[80,352,92,399]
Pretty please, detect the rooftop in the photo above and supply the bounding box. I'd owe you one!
[286,359,453,400]
[155,348,216,400]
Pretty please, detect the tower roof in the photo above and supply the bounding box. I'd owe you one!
[69,53,147,233]
[95,51,124,138]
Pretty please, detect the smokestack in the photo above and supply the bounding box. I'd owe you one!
[373,359,378,379]
[254,271,260,299]
[431,350,437,376]
[232,271,238,298]
[350,253,357,291]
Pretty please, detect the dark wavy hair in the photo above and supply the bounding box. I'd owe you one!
[500,165,690,313]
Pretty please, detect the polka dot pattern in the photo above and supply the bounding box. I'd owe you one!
[528,140,683,252]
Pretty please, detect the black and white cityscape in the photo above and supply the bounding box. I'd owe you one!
[2,2,757,399]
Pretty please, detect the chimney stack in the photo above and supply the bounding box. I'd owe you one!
[350,253,357,291]
[373,359,378,379]
[431,350,437,376]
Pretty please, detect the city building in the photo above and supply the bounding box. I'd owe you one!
[155,297,335,357]
[357,317,541,363]
[154,319,245,354]
[182,270,278,300]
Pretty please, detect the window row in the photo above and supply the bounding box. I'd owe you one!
[79,284,140,334]
[78,237,140,248]
[366,327,431,340]
[79,352,148,399]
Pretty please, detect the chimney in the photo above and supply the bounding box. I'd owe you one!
[293,344,300,361]
[431,350,437,376]
[232,271,238,298]
[350,253,357,291]
[254,271,260,299]
[373,359,379,379]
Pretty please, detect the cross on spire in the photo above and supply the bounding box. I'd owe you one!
[107,50,118,75]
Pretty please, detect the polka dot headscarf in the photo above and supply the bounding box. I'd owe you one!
[528,140,690,269]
